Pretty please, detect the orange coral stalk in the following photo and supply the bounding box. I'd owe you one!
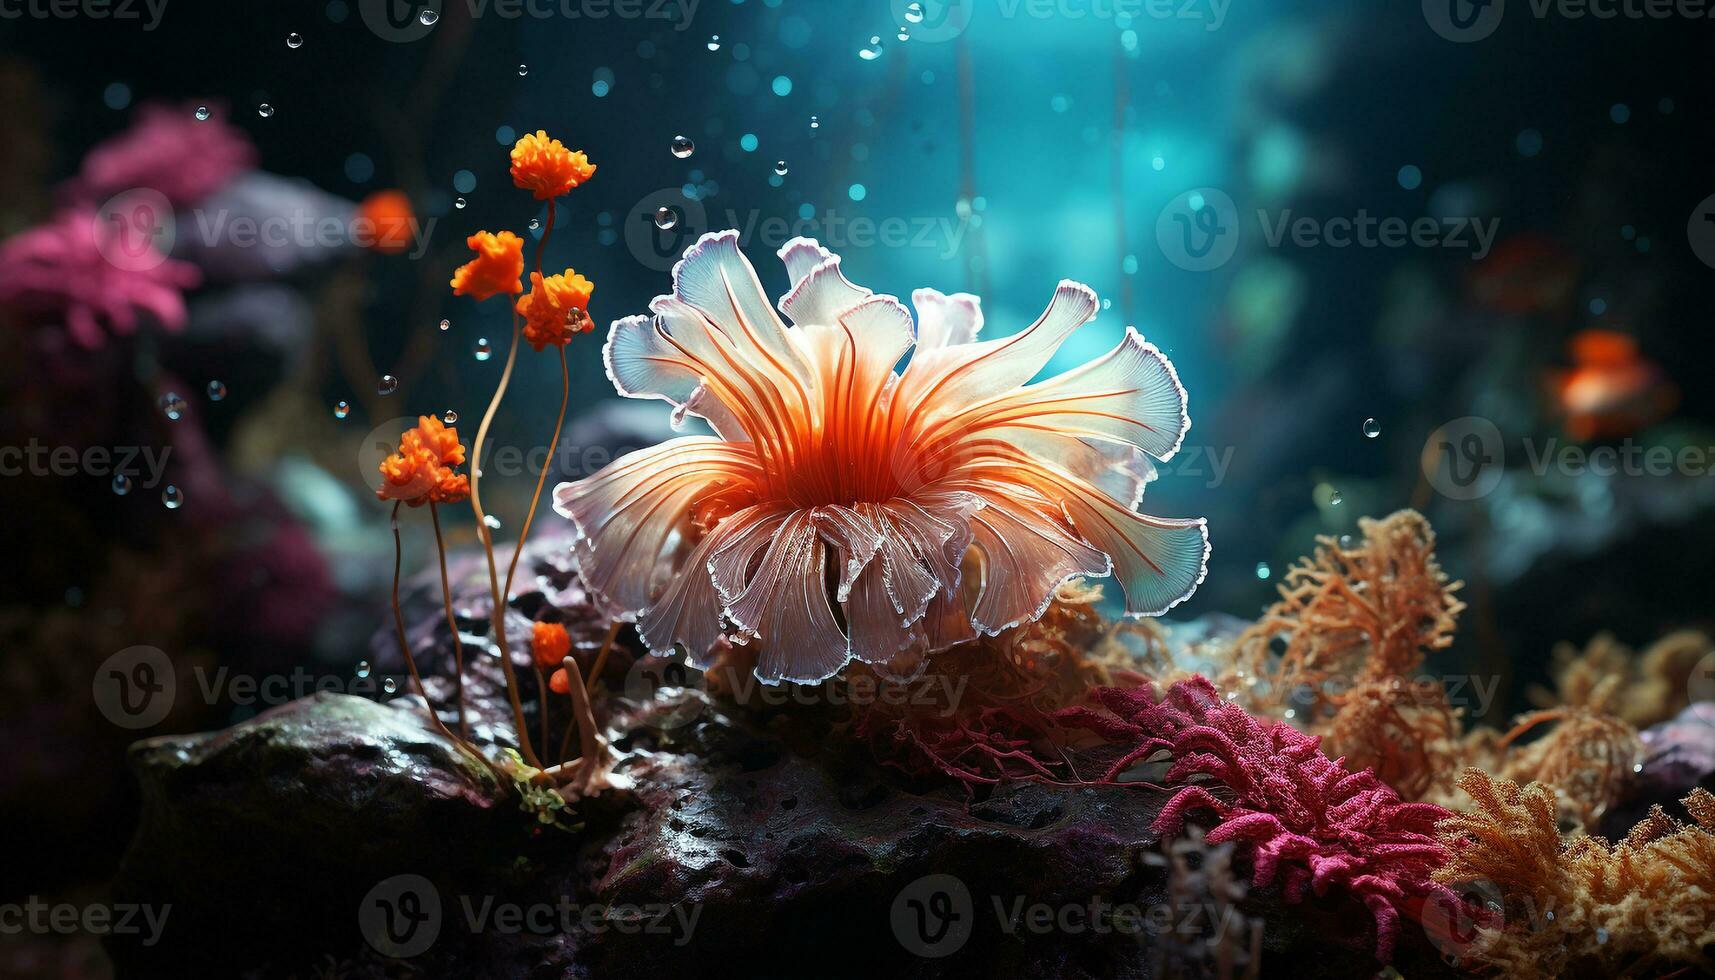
[509,130,595,200]
[450,231,524,301]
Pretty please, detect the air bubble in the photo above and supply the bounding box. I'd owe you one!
[383,677,399,694]
[438,318,451,331]
[207,380,227,402]
[654,206,678,230]
[286,32,303,48]
[442,409,458,424]
[774,160,789,176]
[333,400,351,419]
[194,105,211,121]
[258,103,275,118]
[707,34,721,51]
[418,8,438,26]
[1363,417,1380,438]
[161,485,184,509]
[112,474,132,495]
[859,36,883,60]
[904,1,925,22]
[378,374,399,395]
[1255,562,1271,580]
[474,339,492,361]
[670,134,695,158]
[159,392,187,420]
[356,660,371,678]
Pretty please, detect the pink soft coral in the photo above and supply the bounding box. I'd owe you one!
[67,101,255,208]
[1061,675,1457,961]
[0,209,201,349]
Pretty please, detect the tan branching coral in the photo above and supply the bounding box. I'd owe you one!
[1225,510,1466,797]
[1531,629,1711,727]
[1435,768,1715,979]
[1485,675,1642,831]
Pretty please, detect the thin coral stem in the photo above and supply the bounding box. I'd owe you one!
[587,620,621,692]
[390,501,458,745]
[469,308,539,769]
[500,345,570,628]
[535,664,550,754]
[562,655,599,769]
[428,502,469,737]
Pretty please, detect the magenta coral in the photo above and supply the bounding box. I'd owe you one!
[68,101,255,208]
[1060,675,1457,962]
[0,209,201,349]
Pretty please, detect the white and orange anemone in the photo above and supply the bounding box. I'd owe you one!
[554,231,1208,685]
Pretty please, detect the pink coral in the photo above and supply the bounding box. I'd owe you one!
[67,101,255,208]
[0,209,201,349]
[1060,675,1457,962]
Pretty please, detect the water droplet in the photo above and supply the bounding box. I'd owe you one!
[383,677,399,694]
[474,339,492,361]
[333,400,351,419]
[859,36,883,60]
[206,380,227,402]
[454,197,467,209]
[670,134,694,159]
[897,27,910,41]
[355,660,371,678]
[1339,534,1355,549]
[112,474,132,495]
[1255,561,1271,580]
[1329,489,1344,506]
[286,32,303,48]
[904,1,925,22]
[1363,417,1381,439]
[809,115,820,130]
[257,103,274,118]
[441,409,458,424]
[194,105,210,121]
[438,318,451,331]
[528,217,540,230]
[418,8,438,26]
[653,206,678,230]
[517,63,528,76]
[483,514,502,530]
[378,374,399,395]
[706,34,721,51]
[159,392,186,421]
[774,160,789,176]
[161,485,184,509]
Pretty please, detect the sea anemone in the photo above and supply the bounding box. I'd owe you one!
[555,231,1209,685]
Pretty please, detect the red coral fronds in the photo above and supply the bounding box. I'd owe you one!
[1060,675,1458,962]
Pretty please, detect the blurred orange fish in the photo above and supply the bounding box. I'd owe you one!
[354,189,415,255]
[1546,329,1677,439]
[1468,234,1579,315]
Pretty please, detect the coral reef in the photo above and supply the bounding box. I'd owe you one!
[1435,768,1715,979]
[1060,675,1458,961]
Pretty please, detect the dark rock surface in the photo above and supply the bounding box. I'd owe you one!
[109,674,1465,978]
